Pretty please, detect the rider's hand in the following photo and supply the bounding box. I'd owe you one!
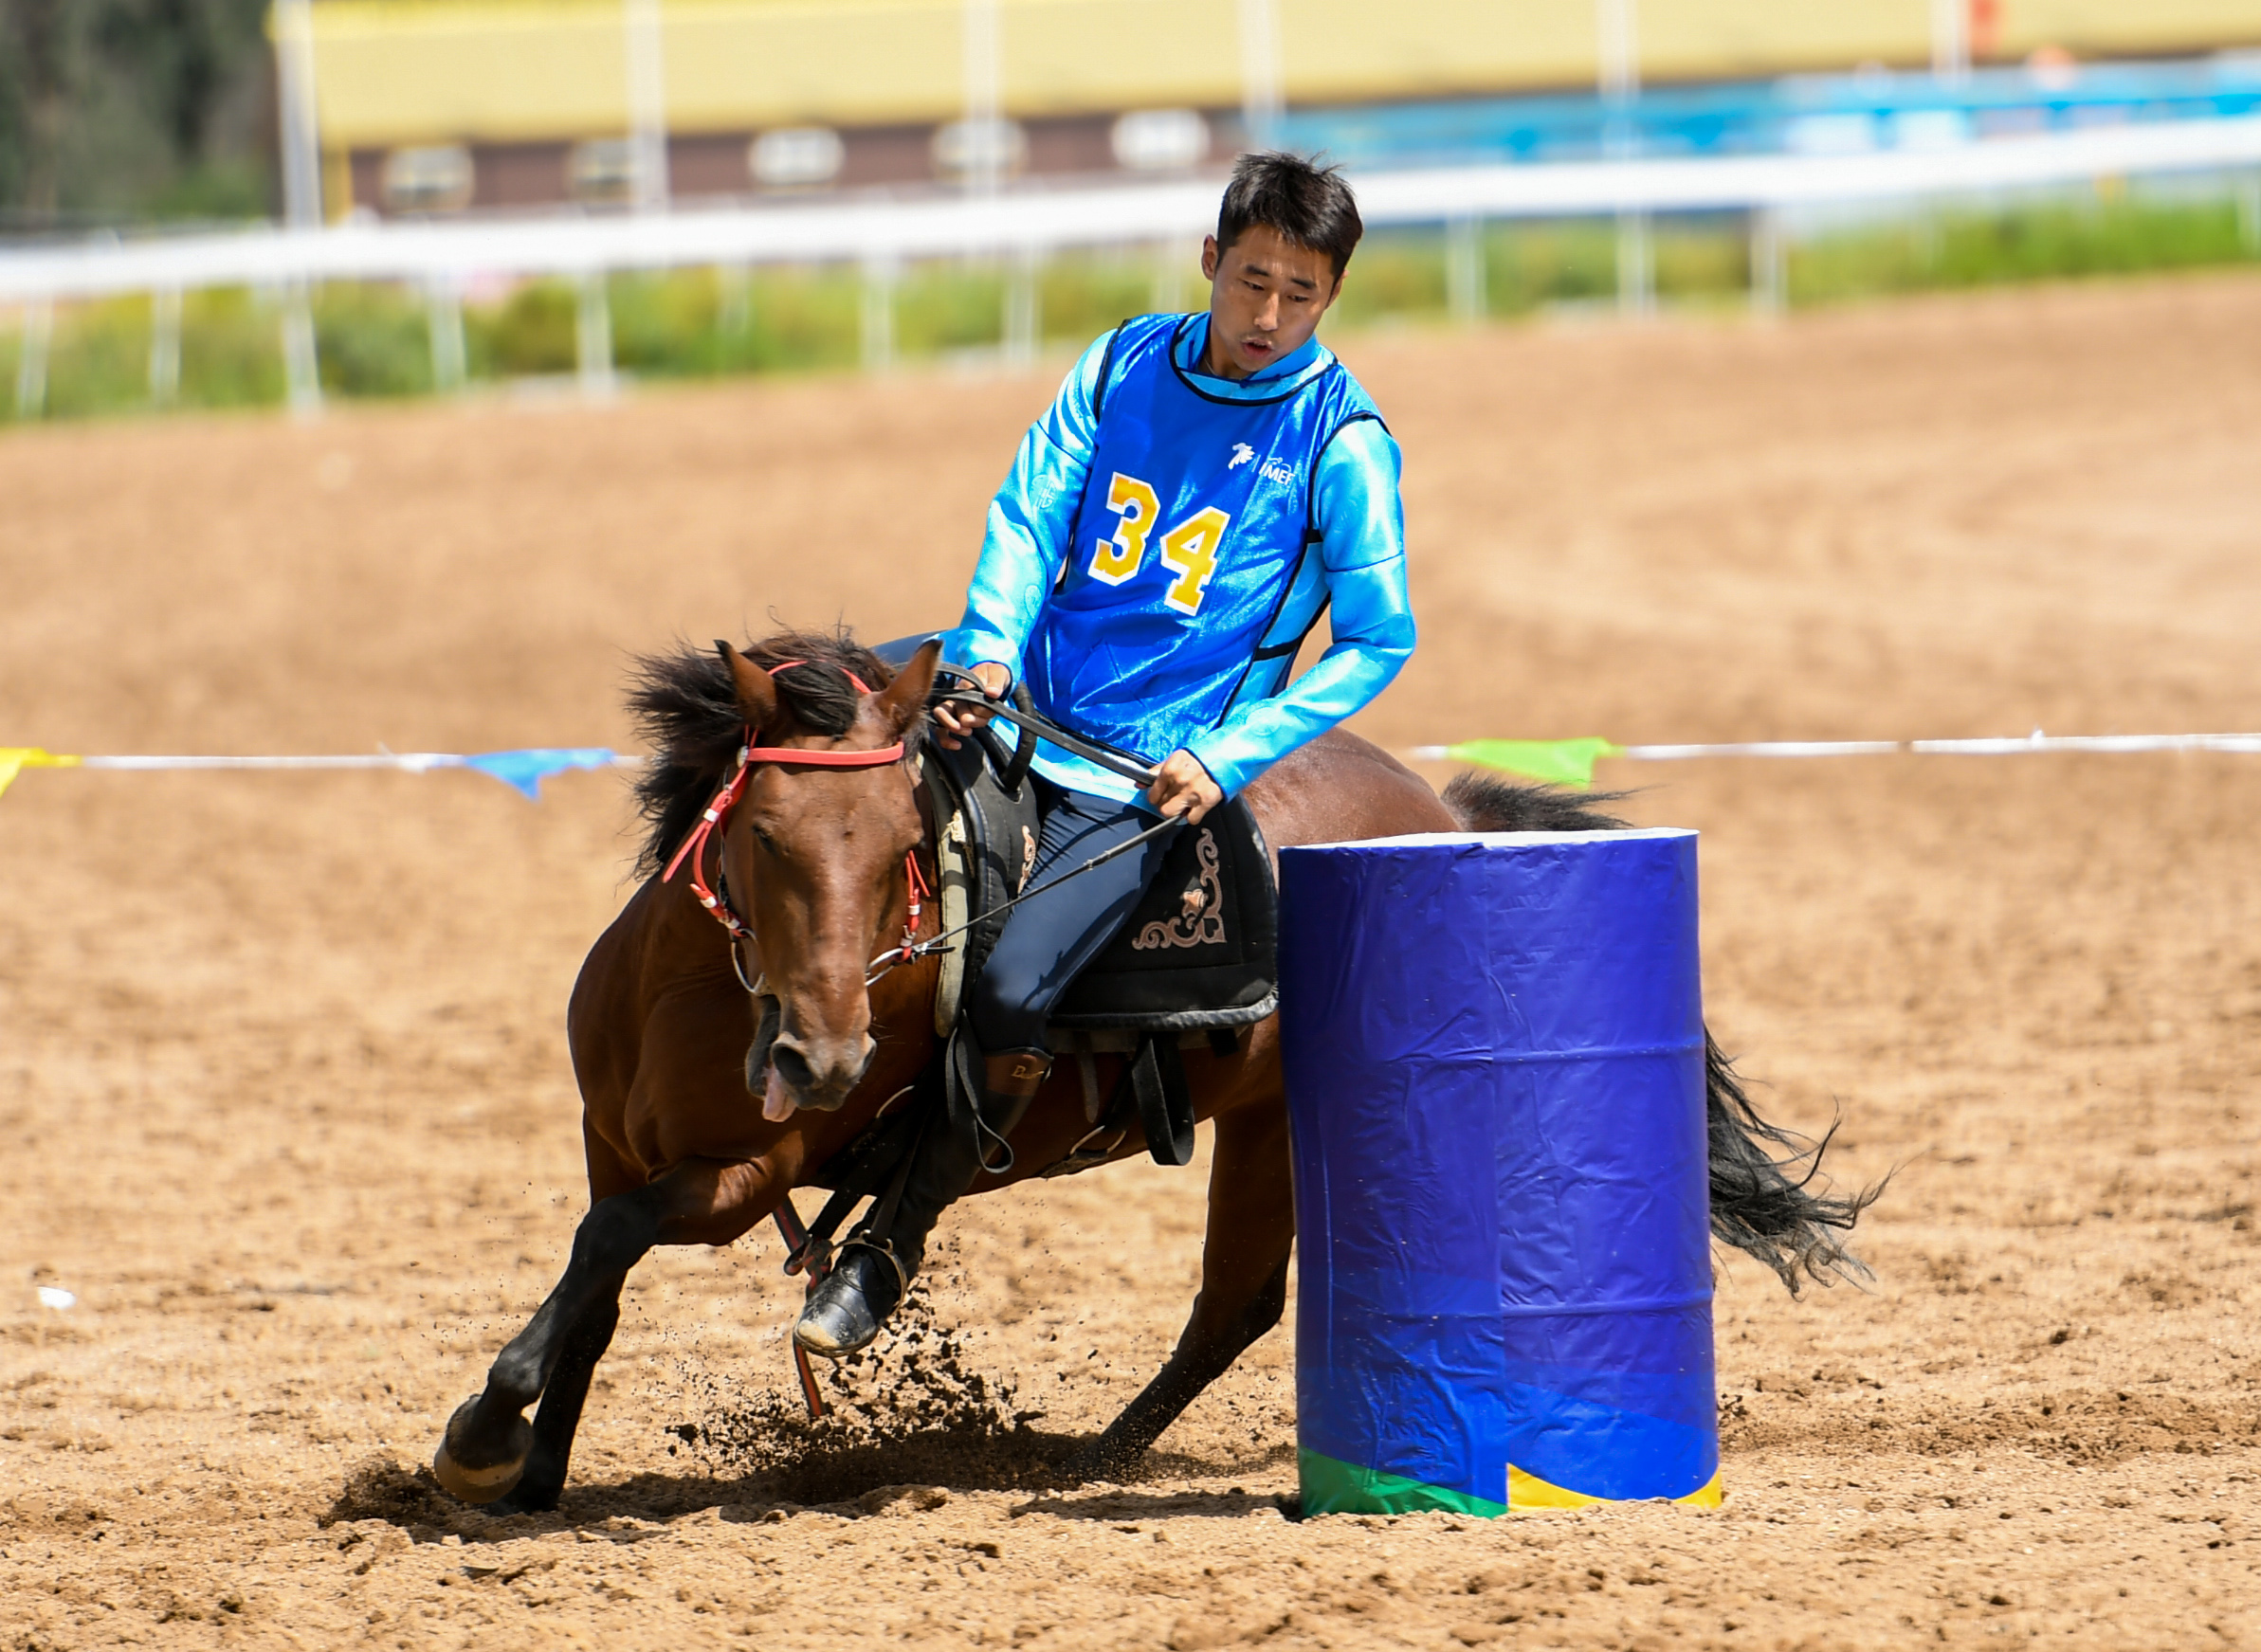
[1147,749,1224,825]
[933,661,1011,750]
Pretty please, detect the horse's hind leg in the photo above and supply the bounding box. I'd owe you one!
[1064,1098,1296,1483]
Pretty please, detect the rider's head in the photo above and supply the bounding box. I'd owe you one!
[1200,152,1362,380]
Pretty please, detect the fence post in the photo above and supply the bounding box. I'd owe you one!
[1616,209,1654,317]
[1150,238,1193,317]
[1004,246,1041,368]
[426,277,467,393]
[718,263,752,336]
[149,287,182,407]
[1929,0,1969,83]
[15,299,53,419]
[1748,206,1785,316]
[575,271,615,399]
[860,255,899,373]
[1447,213,1486,325]
[282,281,322,418]
[1237,0,1284,150]
[625,0,671,212]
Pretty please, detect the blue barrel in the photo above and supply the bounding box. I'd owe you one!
[1279,829,1719,1516]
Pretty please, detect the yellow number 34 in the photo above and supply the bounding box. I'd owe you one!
[1086,471,1229,616]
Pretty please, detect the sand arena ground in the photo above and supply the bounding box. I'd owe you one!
[3,273,2258,1650]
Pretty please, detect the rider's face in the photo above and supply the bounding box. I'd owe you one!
[1199,225,1342,380]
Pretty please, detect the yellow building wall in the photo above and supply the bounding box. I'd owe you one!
[1991,0,2261,60]
[302,0,2261,151]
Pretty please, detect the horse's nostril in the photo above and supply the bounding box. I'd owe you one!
[769,1041,816,1093]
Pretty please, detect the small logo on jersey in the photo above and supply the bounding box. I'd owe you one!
[1257,458,1297,487]
[1229,443,1255,470]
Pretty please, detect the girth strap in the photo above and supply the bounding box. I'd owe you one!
[1129,1034,1195,1167]
[1043,1032,1198,1175]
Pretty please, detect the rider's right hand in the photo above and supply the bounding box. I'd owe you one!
[933,661,1010,750]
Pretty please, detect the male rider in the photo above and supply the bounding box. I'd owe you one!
[794,151,1415,1357]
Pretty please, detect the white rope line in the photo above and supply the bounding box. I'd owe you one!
[1413,734,2261,763]
[1614,741,1902,761]
[68,753,643,771]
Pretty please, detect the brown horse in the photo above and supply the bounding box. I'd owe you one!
[432,628,1870,1512]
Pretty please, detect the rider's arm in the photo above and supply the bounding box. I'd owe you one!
[944,334,1111,683]
[1181,419,1414,798]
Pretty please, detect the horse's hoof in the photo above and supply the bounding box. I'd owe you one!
[792,1248,901,1359]
[1056,1440,1135,1488]
[431,1397,531,1506]
[488,1480,560,1517]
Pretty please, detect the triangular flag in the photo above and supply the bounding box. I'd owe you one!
[1442,737,1622,789]
[462,747,620,801]
[0,748,80,802]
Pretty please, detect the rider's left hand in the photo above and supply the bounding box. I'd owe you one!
[1147,750,1223,824]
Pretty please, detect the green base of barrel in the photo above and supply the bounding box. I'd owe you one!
[1296,1448,1507,1519]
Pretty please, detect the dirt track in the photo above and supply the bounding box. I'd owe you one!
[4,273,2258,1650]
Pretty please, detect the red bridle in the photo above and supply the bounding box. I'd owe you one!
[660,660,925,970]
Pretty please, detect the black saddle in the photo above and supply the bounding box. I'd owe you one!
[866,633,1280,1171]
[1047,800,1277,1032]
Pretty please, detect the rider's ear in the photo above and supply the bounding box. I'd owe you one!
[716,640,778,732]
[871,638,943,738]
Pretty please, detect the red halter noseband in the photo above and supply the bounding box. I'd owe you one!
[660,660,924,967]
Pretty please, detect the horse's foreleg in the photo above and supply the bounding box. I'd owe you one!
[1064,1098,1296,1484]
[483,1286,624,1515]
[433,1153,777,1507]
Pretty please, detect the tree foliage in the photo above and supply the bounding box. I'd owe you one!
[0,0,273,227]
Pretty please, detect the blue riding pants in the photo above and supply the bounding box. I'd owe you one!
[966,776,1176,1056]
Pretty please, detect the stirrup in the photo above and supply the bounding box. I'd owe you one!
[840,1235,908,1300]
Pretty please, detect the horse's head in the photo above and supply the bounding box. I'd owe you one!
[716,637,940,1118]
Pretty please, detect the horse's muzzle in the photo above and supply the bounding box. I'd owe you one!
[764,1031,874,1116]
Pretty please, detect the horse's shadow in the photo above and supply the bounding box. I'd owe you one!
[322,1431,1295,1542]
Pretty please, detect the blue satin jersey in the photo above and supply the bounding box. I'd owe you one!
[947,313,1414,803]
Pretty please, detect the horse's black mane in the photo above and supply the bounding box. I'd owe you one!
[627,628,903,876]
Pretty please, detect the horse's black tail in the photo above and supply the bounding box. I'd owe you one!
[1701,1034,1880,1292]
[1442,771,1882,1294]
[1441,772,1632,834]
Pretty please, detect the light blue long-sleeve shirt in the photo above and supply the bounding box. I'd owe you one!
[946,317,1414,803]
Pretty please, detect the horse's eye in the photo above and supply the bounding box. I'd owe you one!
[748,824,776,854]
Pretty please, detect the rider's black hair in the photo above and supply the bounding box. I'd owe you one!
[1215,152,1363,279]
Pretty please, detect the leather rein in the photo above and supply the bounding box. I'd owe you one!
[659,658,1175,992]
[659,661,926,988]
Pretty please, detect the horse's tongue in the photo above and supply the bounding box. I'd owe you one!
[761,1068,795,1123]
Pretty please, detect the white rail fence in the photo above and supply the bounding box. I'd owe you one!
[8,115,2260,410]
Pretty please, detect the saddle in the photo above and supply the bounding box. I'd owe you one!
[882,634,1278,1171]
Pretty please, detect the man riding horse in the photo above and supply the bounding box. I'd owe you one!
[793,151,1419,1358]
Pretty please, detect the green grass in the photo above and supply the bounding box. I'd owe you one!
[5,191,2255,427]
[1790,193,2260,304]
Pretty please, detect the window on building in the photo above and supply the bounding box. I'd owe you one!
[382,145,474,213]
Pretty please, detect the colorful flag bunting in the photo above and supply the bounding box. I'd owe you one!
[0,748,80,801]
[0,747,630,804]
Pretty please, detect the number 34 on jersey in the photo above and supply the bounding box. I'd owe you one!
[1086,472,1230,616]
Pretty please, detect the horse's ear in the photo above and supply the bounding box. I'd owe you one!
[716,640,776,731]
[871,638,943,738]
